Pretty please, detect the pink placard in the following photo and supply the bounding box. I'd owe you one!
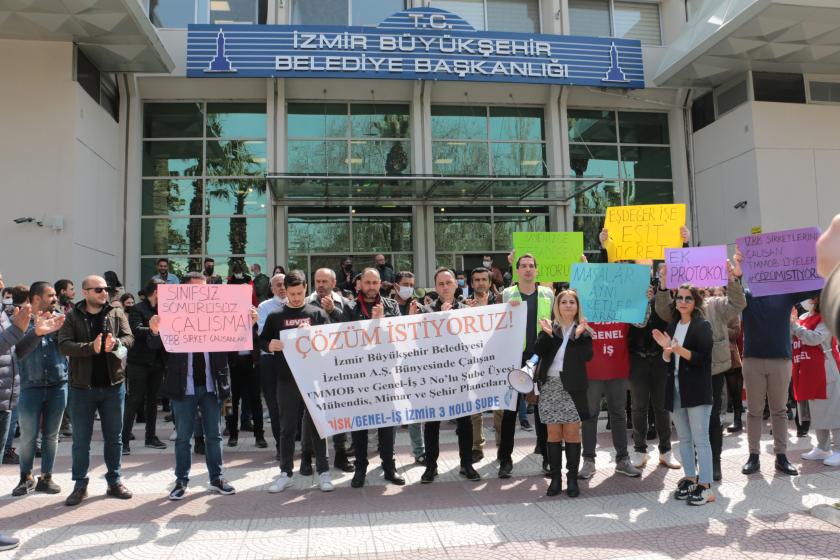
[157,284,253,353]
[664,245,728,289]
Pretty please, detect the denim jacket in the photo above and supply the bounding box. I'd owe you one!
[15,321,68,389]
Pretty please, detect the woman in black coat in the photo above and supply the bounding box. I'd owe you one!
[652,283,715,506]
[533,289,593,498]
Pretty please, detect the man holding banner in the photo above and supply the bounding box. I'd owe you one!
[347,268,405,488]
[413,268,479,484]
[498,253,554,479]
[259,271,334,493]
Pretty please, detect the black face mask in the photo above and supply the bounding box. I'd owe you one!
[205,266,214,275]
[343,264,352,271]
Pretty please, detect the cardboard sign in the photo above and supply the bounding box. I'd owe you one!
[664,245,728,289]
[279,304,526,438]
[157,284,253,352]
[603,204,686,261]
[736,227,824,297]
[569,263,651,323]
[512,231,584,282]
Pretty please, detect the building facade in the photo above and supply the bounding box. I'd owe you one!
[0,0,836,290]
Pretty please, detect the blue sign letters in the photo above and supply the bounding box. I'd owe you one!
[187,7,644,88]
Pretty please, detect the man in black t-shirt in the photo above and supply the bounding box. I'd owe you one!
[259,270,333,493]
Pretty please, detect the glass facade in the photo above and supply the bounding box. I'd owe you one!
[292,0,406,26]
[568,0,662,46]
[431,0,540,33]
[146,0,264,27]
[568,110,673,260]
[141,102,267,284]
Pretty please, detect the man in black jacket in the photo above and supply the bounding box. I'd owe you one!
[159,272,235,500]
[121,280,167,455]
[413,268,480,484]
[347,268,404,488]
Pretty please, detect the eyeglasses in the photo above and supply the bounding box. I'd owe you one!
[675,295,694,303]
[84,287,108,294]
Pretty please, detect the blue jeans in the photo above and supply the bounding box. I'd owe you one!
[672,391,713,485]
[69,384,125,488]
[18,384,67,476]
[171,386,224,485]
[4,407,17,452]
[407,423,424,458]
[518,394,528,422]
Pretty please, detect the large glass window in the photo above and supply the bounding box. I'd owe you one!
[292,0,406,26]
[569,0,661,46]
[568,110,672,260]
[141,102,267,285]
[432,0,540,32]
[287,103,411,175]
[287,207,413,281]
[146,0,265,27]
[432,106,546,176]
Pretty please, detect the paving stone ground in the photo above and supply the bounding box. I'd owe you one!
[2,411,839,559]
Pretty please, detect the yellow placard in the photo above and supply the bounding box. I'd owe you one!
[603,203,686,261]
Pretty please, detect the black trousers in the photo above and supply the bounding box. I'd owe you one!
[227,354,264,436]
[425,416,472,468]
[351,427,395,472]
[276,380,327,476]
[710,374,724,466]
[629,353,672,454]
[122,362,164,442]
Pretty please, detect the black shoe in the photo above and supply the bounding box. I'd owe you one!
[169,481,187,501]
[145,436,167,450]
[65,486,88,506]
[122,444,130,456]
[797,421,811,438]
[519,419,533,431]
[674,477,696,500]
[547,476,562,497]
[420,466,438,484]
[713,461,722,482]
[209,478,236,495]
[35,474,61,494]
[727,416,743,433]
[564,442,581,497]
[471,449,484,464]
[299,459,314,477]
[459,465,480,481]
[334,450,355,473]
[546,442,563,497]
[106,483,133,500]
[255,434,268,448]
[228,434,238,447]
[351,470,366,488]
[11,475,35,497]
[384,468,406,485]
[742,453,760,475]
[775,454,798,476]
[2,448,19,465]
[194,437,205,455]
[498,459,513,479]
[414,454,426,466]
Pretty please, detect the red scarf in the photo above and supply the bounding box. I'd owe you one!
[792,313,840,401]
[355,293,381,319]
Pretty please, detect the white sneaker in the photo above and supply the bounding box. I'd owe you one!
[823,451,840,467]
[169,430,177,442]
[318,472,334,492]
[802,447,833,461]
[659,451,682,469]
[268,473,292,493]
[631,451,648,469]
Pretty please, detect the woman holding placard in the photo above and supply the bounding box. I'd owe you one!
[532,289,593,498]
[652,285,716,506]
[791,294,840,467]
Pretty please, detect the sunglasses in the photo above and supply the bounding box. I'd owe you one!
[675,295,694,303]
[84,287,109,294]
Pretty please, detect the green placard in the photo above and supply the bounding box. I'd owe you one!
[512,231,585,282]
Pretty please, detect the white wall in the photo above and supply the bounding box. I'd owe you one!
[692,101,840,247]
[0,39,124,289]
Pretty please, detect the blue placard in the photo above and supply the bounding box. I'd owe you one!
[187,7,644,88]
[569,263,651,323]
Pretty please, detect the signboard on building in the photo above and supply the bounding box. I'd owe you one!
[187,7,644,88]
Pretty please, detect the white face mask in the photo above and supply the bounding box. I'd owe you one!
[234,273,244,279]
[482,260,492,268]
[2,298,11,306]
[397,286,413,300]
[801,300,814,312]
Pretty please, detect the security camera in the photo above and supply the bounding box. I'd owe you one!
[13,217,34,224]
[733,200,747,210]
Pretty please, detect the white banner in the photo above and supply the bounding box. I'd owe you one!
[279,303,527,438]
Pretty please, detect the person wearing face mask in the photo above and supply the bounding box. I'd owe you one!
[336,257,356,298]
[203,258,223,285]
[411,268,479,484]
[455,271,469,299]
[300,268,355,474]
[792,294,840,467]
[257,273,286,459]
[373,254,396,297]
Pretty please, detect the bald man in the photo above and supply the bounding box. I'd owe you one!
[58,274,134,506]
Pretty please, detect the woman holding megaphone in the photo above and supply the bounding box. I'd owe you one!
[532,289,594,497]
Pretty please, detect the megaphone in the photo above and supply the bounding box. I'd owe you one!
[508,354,539,394]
